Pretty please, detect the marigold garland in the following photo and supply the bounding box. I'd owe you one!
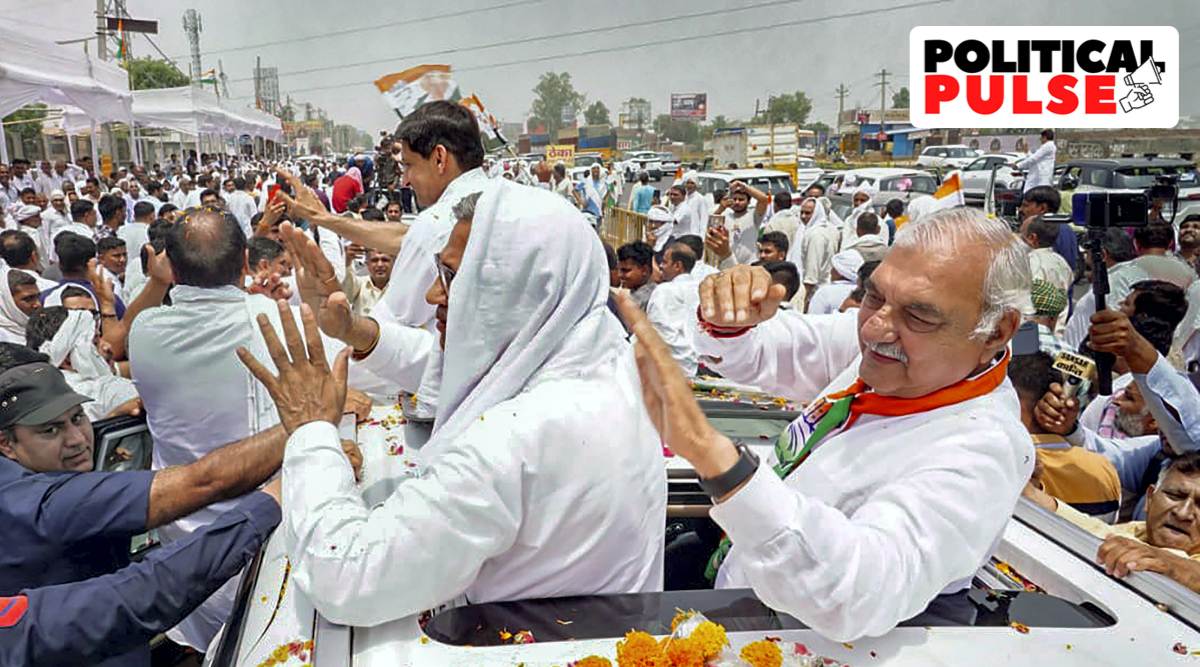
[689,621,729,660]
[572,657,613,667]
[255,639,314,667]
[739,639,783,667]
[663,636,705,667]
[616,630,664,667]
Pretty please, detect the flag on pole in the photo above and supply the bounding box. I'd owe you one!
[897,172,965,228]
[116,18,130,62]
[461,93,506,144]
[374,65,460,118]
[197,68,218,84]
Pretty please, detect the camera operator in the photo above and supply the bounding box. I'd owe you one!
[1037,304,1200,520]
[1066,224,1196,350]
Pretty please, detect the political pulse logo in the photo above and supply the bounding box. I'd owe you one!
[910,26,1179,128]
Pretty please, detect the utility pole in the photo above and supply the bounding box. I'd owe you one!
[254,56,262,110]
[834,83,848,135]
[95,0,108,60]
[182,9,202,84]
[875,68,890,147]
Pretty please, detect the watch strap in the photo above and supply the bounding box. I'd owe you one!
[698,443,759,499]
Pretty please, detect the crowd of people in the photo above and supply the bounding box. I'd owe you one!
[1,101,1200,665]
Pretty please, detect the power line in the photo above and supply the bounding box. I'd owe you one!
[226,0,819,85]
[170,0,547,60]
[230,0,948,100]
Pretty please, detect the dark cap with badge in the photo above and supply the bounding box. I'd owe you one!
[0,363,92,430]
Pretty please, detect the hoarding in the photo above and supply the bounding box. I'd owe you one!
[670,93,707,120]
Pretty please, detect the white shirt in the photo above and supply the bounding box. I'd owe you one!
[117,221,151,303]
[33,171,64,196]
[64,369,139,422]
[807,280,855,315]
[798,223,840,289]
[1065,255,1197,350]
[645,272,701,376]
[129,285,344,650]
[668,200,700,240]
[694,310,1032,641]
[225,190,258,237]
[13,226,47,273]
[720,207,763,267]
[170,189,191,210]
[1016,140,1057,192]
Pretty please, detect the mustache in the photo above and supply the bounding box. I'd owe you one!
[866,341,909,364]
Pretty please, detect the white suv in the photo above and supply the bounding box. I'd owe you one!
[916,144,979,170]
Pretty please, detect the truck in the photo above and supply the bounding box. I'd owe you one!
[711,124,810,184]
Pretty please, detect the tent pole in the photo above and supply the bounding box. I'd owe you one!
[0,122,9,164]
[89,122,100,174]
[66,131,77,164]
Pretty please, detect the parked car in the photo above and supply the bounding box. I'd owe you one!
[916,144,980,170]
[622,151,663,181]
[825,167,939,212]
[795,157,824,192]
[657,152,682,174]
[692,169,795,205]
[1058,157,1200,222]
[946,153,1025,203]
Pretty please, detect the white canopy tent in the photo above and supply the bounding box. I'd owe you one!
[0,23,133,164]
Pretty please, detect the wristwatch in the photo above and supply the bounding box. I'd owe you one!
[698,442,760,500]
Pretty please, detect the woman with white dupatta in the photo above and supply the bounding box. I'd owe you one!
[27,307,140,421]
[242,179,667,628]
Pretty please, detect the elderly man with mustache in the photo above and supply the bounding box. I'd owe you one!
[618,206,1035,641]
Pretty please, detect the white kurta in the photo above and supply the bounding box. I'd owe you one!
[129,285,344,650]
[284,181,665,627]
[1065,255,1197,350]
[720,208,762,267]
[117,221,151,304]
[1016,141,1057,192]
[225,190,259,237]
[807,280,856,315]
[645,272,701,376]
[695,310,1032,641]
[798,223,840,290]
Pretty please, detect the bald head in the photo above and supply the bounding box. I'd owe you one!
[165,208,247,287]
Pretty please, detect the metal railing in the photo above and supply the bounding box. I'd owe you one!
[601,206,647,249]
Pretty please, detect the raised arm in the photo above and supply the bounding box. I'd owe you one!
[275,169,407,254]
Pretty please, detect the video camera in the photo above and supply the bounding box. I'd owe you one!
[1061,176,1178,395]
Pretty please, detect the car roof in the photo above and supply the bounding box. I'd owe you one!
[1065,157,1196,167]
[696,169,791,179]
[842,167,934,178]
[925,144,971,150]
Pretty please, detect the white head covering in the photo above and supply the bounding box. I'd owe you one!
[682,171,699,186]
[39,309,112,379]
[15,204,41,222]
[831,249,865,281]
[799,196,828,227]
[43,282,97,309]
[432,179,626,442]
[0,268,30,343]
[49,190,65,201]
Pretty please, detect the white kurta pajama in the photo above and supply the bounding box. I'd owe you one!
[645,271,702,376]
[129,285,345,650]
[283,180,666,627]
[694,310,1033,641]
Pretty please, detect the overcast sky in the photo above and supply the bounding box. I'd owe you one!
[3,0,1197,134]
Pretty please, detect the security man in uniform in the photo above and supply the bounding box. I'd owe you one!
[0,480,280,665]
[0,344,287,666]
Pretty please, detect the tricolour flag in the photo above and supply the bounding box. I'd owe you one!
[461,93,506,144]
[374,65,460,119]
[898,172,965,228]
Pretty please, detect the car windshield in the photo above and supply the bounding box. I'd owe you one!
[797,159,816,168]
[1114,165,1200,189]
[945,147,974,157]
[742,176,793,195]
[574,155,601,167]
[881,174,938,194]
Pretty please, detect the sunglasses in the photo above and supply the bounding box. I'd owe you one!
[434,253,456,292]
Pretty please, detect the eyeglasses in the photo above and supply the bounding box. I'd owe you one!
[434,253,456,293]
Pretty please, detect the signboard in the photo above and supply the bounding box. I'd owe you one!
[856,111,871,125]
[670,93,707,120]
[100,154,113,178]
[105,16,157,34]
[876,132,888,141]
[545,144,575,164]
[282,120,325,135]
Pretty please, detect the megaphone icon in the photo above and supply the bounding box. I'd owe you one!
[1124,58,1162,87]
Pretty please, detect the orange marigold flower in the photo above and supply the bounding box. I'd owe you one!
[689,621,728,660]
[740,639,784,667]
[616,630,664,667]
[572,657,613,667]
[663,636,706,667]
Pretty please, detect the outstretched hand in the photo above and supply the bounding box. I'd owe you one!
[275,168,327,224]
[698,264,787,328]
[612,290,735,478]
[236,300,350,434]
[278,222,358,343]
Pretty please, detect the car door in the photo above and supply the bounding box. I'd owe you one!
[959,157,990,196]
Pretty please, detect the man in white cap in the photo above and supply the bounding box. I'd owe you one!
[682,171,712,226]
[11,205,47,272]
[171,175,194,210]
[41,191,70,245]
[809,249,864,315]
[646,204,673,252]
[790,197,841,312]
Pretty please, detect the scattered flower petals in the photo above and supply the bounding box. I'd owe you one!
[1173,641,1188,655]
[1011,622,1030,634]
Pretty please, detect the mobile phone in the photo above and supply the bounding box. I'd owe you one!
[707,215,725,231]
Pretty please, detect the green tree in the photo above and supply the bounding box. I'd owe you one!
[892,86,910,109]
[122,57,190,91]
[529,72,586,138]
[2,104,48,151]
[583,100,610,125]
[764,91,812,125]
[702,115,738,140]
[805,121,831,135]
[652,115,701,147]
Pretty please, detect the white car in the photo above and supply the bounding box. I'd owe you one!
[795,157,823,192]
[946,153,1025,203]
[916,144,979,170]
[657,152,682,174]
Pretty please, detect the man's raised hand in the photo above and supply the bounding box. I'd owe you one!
[236,300,350,434]
[699,264,786,328]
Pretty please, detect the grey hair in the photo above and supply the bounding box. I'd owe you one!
[452,192,481,222]
[892,207,1033,341]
